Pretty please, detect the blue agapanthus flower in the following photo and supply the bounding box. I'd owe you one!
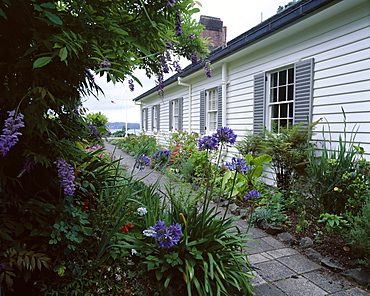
[244,190,261,200]
[225,157,250,173]
[135,155,150,171]
[151,221,182,248]
[213,127,237,146]
[198,135,219,151]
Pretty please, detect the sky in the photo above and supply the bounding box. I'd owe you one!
[82,0,291,123]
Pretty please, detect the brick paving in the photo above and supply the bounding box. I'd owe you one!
[104,141,370,296]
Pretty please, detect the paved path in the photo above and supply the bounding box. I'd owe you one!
[104,141,369,296]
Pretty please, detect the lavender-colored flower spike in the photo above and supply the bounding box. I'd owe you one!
[187,33,195,39]
[175,10,183,36]
[166,0,176,7]
[156,73,165,97]
[160,56,169,74]
[0,110,25,157]
[54,158,76,196]
[191,51,198,65]
[128,79,134,92]
[99,58,111,70]
[204,61,212,78]
[165,40,173,49]
[173,60,182,73]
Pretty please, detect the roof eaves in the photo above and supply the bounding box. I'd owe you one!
[133,0,338,102]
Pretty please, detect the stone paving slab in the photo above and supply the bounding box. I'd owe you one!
[104,142,370,296]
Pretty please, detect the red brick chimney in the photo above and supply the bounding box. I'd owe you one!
[199,15,227,52]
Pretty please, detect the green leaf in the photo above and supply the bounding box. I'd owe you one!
[59,47,68,61]
[33,56,52,68]
[40,2,56,9]
[44,10,63,25]
[0,8,8,20]
[250,154,272,166]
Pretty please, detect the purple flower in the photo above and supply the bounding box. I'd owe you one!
[135,155,150,171]
[213,127,237,146]
[54,158,76,196]
[152,221,182,248]
[156,73,165,97]
[175,10,182,36]
[0,110,25,157]
[244,190,261,200]
[153,150,172,167]
[128,79,134,92]
[160,56,169,74]
[166,51,172,61]
[19,158,38,175]
[204,61,212,78]
[166,0,176,7]
[173,60,182,73]
[225,157,250,173]
[187,33,195,39]
[198,135,219,151]
[191,51,198,65]
[99,58,111,70]
[87,123,102,139]
[165,40,173,49]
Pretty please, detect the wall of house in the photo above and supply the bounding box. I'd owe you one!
[139,0,370,163]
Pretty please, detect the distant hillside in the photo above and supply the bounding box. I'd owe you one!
[107,122,140,130]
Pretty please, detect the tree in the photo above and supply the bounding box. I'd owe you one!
[0,0,208,292]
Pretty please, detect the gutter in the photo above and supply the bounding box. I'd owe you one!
[133,0,339,102]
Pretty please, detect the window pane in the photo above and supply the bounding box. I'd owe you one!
[288,85,294,101]
[280,103,287,118]
[288,68,294,84]
[272,105,279,118]
[271,88,277,102]
[271,119,279,133]
[278,86,286,102]
[271,73,277,87]
[280,119,288,128]
[279,70,286,85]
[289,102,293,117]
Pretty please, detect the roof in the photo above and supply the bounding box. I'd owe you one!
[133,0,339,101]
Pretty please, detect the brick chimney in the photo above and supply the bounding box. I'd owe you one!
[199,15,227,52]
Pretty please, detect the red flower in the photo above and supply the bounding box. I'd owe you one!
[82,201,90,212]
[121,224,134,232]
[188,149,193,152]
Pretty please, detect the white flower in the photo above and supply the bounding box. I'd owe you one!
[137,207,148,216]
[143,228,156,237]
[131,249,138,255]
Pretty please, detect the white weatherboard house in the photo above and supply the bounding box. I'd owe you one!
[134,0,370,159]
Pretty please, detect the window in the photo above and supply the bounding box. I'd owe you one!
[200,86,222,134]
[253,58,314,134]
[152,104,160,132]
[169,98,183,131]
[269,67,294,133]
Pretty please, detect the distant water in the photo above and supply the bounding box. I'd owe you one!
[109,129,140,135]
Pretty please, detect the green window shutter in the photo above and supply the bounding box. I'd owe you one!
[169,100,173,131]
[253,73,266,134]
[178,97,183,131]
[294,58,314,126]
[217,85,223,129]
[200,90,206,135]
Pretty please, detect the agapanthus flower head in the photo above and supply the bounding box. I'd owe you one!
[213,127,237,146]
[150,221,182,248]
[225,157,250,173]
[153,150,172,167]
[99,58,111,70]
[54,158,76,196]
[173,60,182,73]
[198,135,219,151]
[244,190,261,200]
[128,79,134,92]
[175,10,183,36]
[0,110,25,157]
[135,155,150,171]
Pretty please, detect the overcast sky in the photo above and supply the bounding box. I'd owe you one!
[82,0,291,123]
